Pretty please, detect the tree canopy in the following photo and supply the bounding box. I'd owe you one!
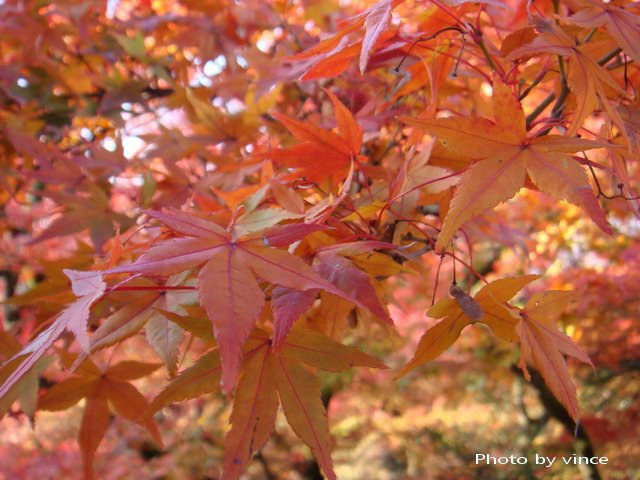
[0,0,639,478]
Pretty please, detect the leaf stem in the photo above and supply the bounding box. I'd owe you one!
[525,92,556,128]
[524,48,625,129]
[475,31,498,73]
[597,47,622,66]
[394,26,465,72]
[110,285,197,292]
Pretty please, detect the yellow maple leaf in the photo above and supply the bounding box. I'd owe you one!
[401,76,614,252]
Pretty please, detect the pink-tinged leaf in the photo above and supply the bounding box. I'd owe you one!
[315,252,392,324]
[144,209,229,240]
[240,244,342,294]
[242,244,384,320]
[97,210,231,277]
[109,237,225,276]
[65,269,106,299]
[28,212,99,246]
[0,271,106,398]
[274,353,336,480]
[360,0,392,74]
[223,347,279,479]
[251,222,328,248]
[271,287,317,351]
[198,248,265,393]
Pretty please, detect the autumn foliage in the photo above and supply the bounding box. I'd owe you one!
[1,0,639,478]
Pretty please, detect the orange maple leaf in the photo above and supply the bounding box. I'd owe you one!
[517,290,594,422]
[396,275,539,378]
[269,90,363,182]
[142,328,386,480]
[401,76,614,252]
[507,21,627,139]
[223,328,387,480]
[38,354,162,479]
[144,350,221,415]
[564,0,640,63]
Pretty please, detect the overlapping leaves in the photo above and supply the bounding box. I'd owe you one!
[145,328,387,480]
[402,76,614,252]
[397,276,593,421]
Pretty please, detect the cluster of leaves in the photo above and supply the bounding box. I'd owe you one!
[1,0,639,478]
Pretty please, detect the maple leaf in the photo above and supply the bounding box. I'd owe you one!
[30,185,134,251]
[304,162,357,223]
[143,328,386,480]
[271,286,318,350]
[359,0,394,73]
[269,90,363,182]
[314,242,394,323]
[145,309,185,376]
[38,355,162,479]
[155,306,216,343]
[0,270,106,399]
[223,328,387,480]
[145,350,221,415]
[86,275,195,376]
[6,129,84,187]
[507,23,627,139]
[0,331,53,421]
[287,0,402,78]
[4,0,640,476]
[270,240,397,346]
[396,275,540,378]
[564,0,640,63]
[517,290,594,422]
[88,288,164,354]
[96,210,386,392]
[401,76,614,252]
[390,143,462,201]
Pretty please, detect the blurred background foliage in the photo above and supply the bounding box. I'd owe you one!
[1,0,639,478]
